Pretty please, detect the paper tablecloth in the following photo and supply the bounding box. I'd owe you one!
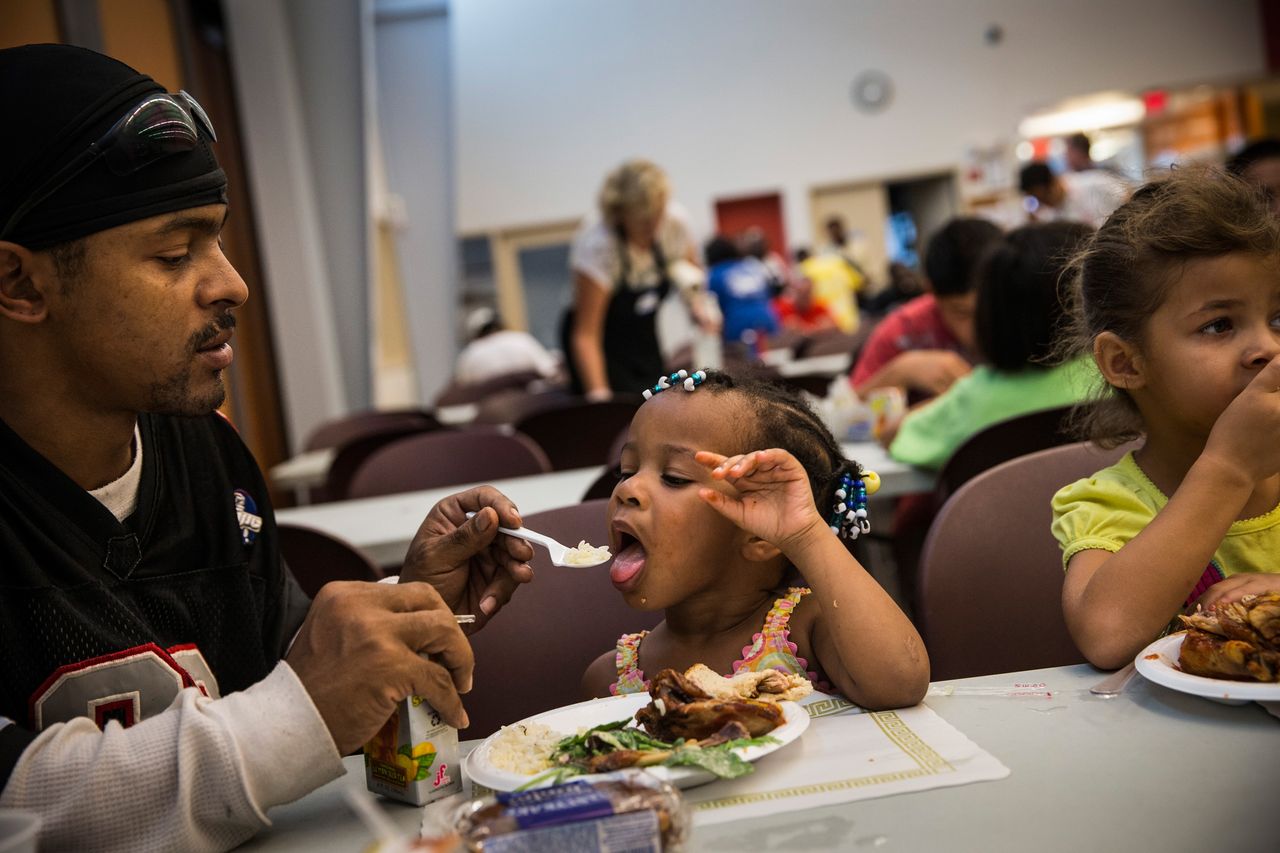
[683,694,1009,826]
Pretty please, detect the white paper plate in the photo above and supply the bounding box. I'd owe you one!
[1134,633,1280,704]
[463,692,809,792]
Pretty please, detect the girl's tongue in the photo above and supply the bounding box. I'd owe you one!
[609,540,647,588]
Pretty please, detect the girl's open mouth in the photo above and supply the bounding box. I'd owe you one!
[609,530,647,589]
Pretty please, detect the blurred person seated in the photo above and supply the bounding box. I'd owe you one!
[1020,160,1129,230]
[798,248,863,334]
[704,235,780,354]
[888,221,1098,467]
[1227,137,1280,216]
[862,261,927,318]
[454,307,560,387]
[850,217,1002,400]
[773,263,836,335]
[738,226,787,296]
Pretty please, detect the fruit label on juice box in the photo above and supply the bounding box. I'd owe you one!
[363,695,461,805]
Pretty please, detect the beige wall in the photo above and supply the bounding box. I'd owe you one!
[97,0,183,90]
[0,0,59,49]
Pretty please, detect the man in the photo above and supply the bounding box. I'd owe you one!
[0,44,533,851]
[1227,137,1280,216]
[1019,160,1128,230]
[850,217,1000,401]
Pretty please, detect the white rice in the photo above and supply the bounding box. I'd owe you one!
[486,722,564,775]
[563,541,612,566]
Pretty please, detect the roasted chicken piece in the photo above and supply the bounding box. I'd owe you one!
[635,668,784,741]
[1177,593,1280,682]
[682,663,813,703]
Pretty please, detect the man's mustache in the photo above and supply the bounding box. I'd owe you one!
[190,313,237,351]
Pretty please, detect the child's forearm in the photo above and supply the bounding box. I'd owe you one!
[1067,453,1253,667]
[786,530,929,707]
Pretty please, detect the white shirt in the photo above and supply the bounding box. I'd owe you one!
[569,200,697,293]
[454,330,560,386]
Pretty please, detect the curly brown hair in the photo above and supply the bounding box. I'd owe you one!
[1056,164,1280,446]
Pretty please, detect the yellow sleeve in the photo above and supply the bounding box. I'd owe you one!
[1050,472,1160,569]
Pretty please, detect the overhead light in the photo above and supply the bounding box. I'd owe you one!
[1018,93,1146,139]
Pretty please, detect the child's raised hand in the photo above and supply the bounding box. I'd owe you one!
[1203,355,1280,484]
[694,448,825,549]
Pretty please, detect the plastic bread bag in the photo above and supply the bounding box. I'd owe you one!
[452,769,689,852]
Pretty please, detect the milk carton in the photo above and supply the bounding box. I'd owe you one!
[364,695,462,806]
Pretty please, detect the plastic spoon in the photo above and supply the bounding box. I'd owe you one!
[465,512,611,567]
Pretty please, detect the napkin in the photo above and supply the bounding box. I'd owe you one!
[682,695,1009,826]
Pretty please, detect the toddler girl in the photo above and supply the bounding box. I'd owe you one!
[581,369,928,709]
[1052,166,1280,669]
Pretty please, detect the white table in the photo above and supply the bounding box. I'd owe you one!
[275,442,933,567]
[237,664,1276,852]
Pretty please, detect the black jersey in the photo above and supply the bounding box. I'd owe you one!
[0,412,310,781]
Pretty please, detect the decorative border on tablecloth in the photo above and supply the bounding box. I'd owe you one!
[692,710,955,813]
[804,695,865,718]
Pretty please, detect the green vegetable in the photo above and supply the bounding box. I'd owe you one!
[514,719,781,791]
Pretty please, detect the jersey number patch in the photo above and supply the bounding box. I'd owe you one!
[30,643,221,731]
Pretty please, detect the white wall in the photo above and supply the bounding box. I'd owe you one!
[374,0,459,403]
[452,0,1266,246]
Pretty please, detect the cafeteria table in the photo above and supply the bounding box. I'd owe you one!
[237,663,1275,852]
[275,441,933,567]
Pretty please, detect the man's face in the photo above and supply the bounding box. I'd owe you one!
[1243,158,1280,217]
[935,291,977,352]
[43,204,248,417]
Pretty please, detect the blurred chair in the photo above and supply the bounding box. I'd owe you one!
[935,405,1080,502]
[796,326,869,359]
[432,369,546,408]
[888,404,1085,604]
[460,499,661,738]
[277,523,384,598]
[472,387,578,426]
[514,400,639,471]
[304,408,442,452]
[314,426,442,503]
[346,427,552,499]
[916,440,1132,680]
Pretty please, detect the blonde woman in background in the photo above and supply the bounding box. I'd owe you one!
[565,159,717,400]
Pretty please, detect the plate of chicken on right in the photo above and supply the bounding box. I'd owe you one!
[1134,633,1280,704]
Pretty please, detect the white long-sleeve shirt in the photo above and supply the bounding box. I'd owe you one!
[1,662,344,852]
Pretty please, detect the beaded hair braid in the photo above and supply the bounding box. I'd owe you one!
[653,367,871,543]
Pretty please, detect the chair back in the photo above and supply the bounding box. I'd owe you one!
[347,427,553,499]
[304,408,441,452]
[936,405,1079,501]
[917,440,1132,680]
[461,500,661,737]
[315,426,442,503]
[432,369,546,408]
[472,388,579,426]
[515,400,640,471]
[797,327,866,359]
[277,523,384,598]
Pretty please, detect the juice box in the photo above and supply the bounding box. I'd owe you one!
[364,695,462,806]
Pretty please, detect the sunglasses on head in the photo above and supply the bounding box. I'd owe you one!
[0,90,218,241]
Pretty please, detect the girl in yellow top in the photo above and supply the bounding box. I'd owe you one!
[1051,166,1280,670]
[581,368,927,708]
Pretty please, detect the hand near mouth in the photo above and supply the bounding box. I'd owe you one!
[695,448,826,552]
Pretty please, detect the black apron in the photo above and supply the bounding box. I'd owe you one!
[565,232,673,396]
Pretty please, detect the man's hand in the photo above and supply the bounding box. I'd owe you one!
[286,581,474,754]
[399,486,535,627]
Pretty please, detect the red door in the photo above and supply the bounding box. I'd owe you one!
[714,192,788,263]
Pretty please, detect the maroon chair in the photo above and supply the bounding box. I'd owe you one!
[459,500,662,738]
[935,405,1081,503]
[304,408,441,452]
[277,523,384,598]
[432,369,547,408]
[346,427,552,499]
[514,400,639,471]
[315,426,442,503]
[916,441,1133,680]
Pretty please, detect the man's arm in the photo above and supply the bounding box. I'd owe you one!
[0,664,343,853]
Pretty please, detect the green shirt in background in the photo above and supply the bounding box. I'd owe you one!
[888,356,1097,470]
